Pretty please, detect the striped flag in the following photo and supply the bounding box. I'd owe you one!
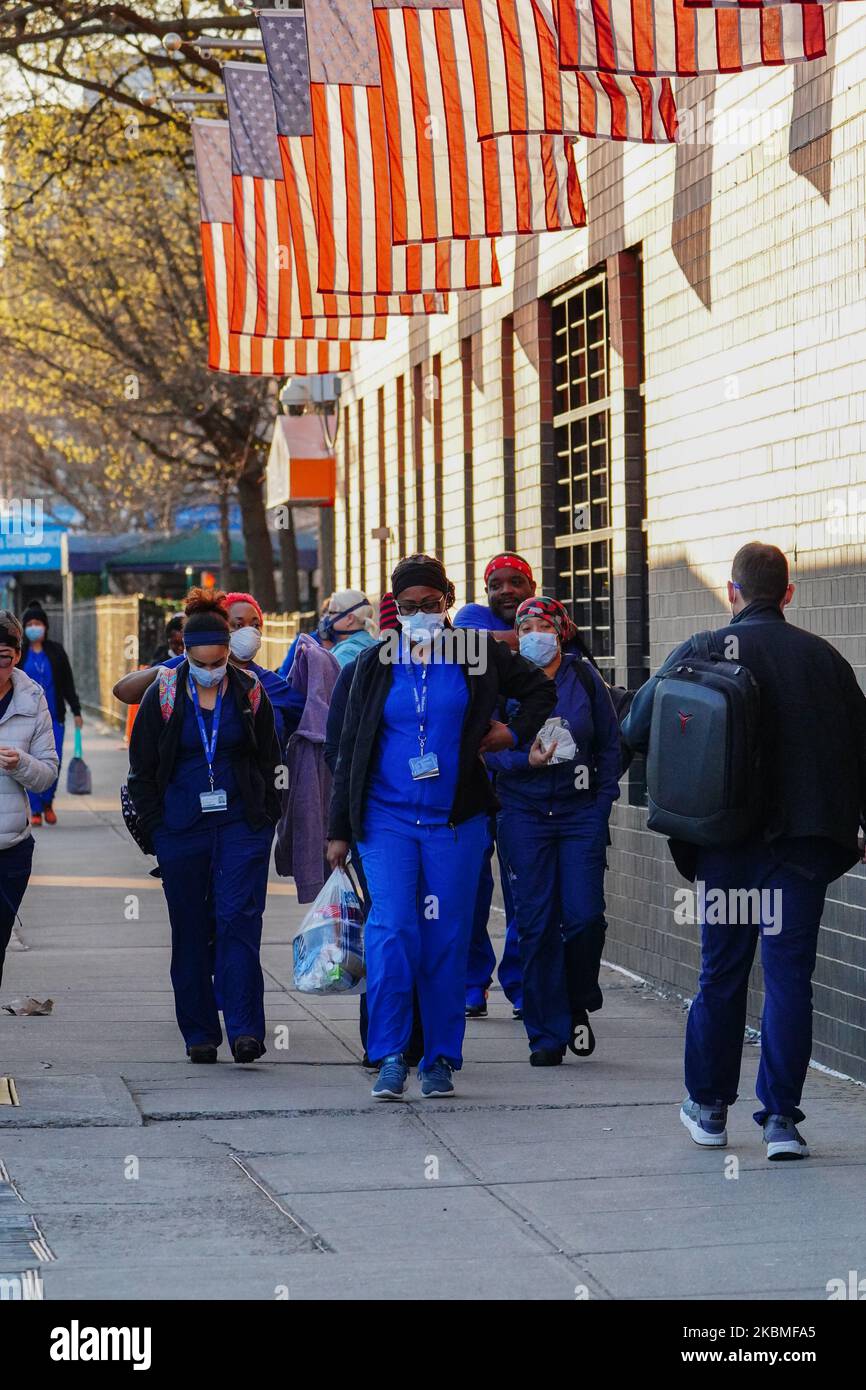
[257,11,448,317]
[371,2,585,243]
[555,0,826,75]
[260,8,500,297]
[224,64,388,340]
[684,2,835,8]
[191,120,351,375]
[461,0,678,143]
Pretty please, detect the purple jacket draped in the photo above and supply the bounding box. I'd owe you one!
[274,633,340,901]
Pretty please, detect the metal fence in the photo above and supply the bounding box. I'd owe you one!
[46,597,316,729]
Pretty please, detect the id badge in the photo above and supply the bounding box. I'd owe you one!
[409,752,440,780]
[200,789,228,813]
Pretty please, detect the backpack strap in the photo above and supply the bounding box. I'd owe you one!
[157,665,179,722]
[246,671,262,716]
[694,629,720,662]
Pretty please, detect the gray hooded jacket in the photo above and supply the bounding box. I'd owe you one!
[0,668,60,849]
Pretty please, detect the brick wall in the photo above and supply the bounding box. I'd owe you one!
[333,11,866,1079]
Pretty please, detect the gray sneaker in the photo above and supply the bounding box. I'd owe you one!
[763,1114,809,1161]
[680,1098,728,1147]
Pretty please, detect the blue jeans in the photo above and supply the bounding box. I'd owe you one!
[154,818,274,1050]
[357,808,489,1070]
[686,837,841,1124]
[497,801,609,1052]
[466,822,522,1008]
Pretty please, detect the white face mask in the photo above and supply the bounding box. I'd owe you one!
[398,611,445,641]
[188,660,227,688]
[229,626,262,661]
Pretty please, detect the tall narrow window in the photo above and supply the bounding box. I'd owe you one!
[357,398,366,594]
[412,362,425,552]
[461,338,476,602]
[501,316,516,553]
[551,273,613,671]
[396,375,407,556]
[342,405,352,588]
[377,386,387,595]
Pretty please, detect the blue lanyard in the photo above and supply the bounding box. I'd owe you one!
[408,662,428,753]
[190,680,223,790]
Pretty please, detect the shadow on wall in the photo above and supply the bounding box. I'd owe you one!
[671,76,716,310]
[789,3,837,203]
[606,549,866,1082]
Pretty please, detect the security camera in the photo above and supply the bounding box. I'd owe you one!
[279,379,311,410]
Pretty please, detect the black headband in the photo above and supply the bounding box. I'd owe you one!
[391,558,451,598]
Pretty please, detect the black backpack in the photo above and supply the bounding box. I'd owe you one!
[646,630,761,846]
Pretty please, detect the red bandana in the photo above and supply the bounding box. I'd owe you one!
[483,554,534,584]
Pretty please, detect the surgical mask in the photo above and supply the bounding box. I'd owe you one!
[398,611,445,640]
[187,659,227,688]
[229,626,262,661]
[519,631,559,667]
[25,624,45,642]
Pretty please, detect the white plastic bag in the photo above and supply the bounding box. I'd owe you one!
[292,867,365,994]
[537,716,577,764]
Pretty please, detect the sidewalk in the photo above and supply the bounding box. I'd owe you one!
[1,719,865,1301]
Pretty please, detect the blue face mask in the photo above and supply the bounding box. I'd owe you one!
[519,631,559,668]
[187,660,227,688]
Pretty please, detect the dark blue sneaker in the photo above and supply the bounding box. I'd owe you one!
[371,1054,408,1101]
[419,1057,455,1098]
[680,1098,728,1147]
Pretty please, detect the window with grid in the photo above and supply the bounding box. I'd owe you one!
[551,273,613,670]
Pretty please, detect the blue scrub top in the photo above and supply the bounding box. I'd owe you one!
[162,684,246,831]
[366,654,469,828]
[453,603,511,632]
[23,648,57,720]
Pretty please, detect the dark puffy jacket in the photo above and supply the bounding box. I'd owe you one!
[623,600,866,876]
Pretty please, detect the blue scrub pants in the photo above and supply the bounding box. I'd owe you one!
[28,721,64,814]
[0,836,34,988]
[686,837,840,1125]
[154,818,274,1052]
[357,809,489,1071]
[466,822,523,1009]
[497,802,609,1053]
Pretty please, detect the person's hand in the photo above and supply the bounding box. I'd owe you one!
[0,745,21,770]
[479,720,516,754]
[528,734,556,768]
[327,839,350,871]
[74,715,83,729]
[491,629,519,651]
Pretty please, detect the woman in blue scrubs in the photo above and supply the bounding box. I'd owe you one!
[19,603,82,826]
[327,555,556,1102]
[487,597,621,1067]
[127,590,281,1064]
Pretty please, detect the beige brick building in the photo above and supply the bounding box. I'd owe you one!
[329,8,866,1079]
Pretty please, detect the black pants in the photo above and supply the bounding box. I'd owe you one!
[0,837,35,989]
[352,848,424,1066]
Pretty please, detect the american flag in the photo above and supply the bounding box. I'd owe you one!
[555,0,826,74]
[461,0,678,144]
[191,120,352,375]
[258,10,448,316]
[260,8,500,297]
[371,2,585,243]
[684,2,834,8]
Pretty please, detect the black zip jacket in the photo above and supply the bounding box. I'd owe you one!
[623,600,866,877]
[327,632,557,842]
[127,661,282,835]
[21,638,81,722]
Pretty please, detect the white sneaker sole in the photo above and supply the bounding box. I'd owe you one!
[421,1087,454,1099]
[680,1105,728,1147]
[766,1140,809,1161]
[371,1087,406,1102]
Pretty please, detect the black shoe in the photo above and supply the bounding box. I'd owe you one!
[232,1036,264,1064]
[569,1009,596,1057]
[530,1048,564,1067]
[512,1006,523,1020]
[188,1044,218,1064]
[465,996,488,1018]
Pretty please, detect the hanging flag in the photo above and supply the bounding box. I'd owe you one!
[555,0,826,75]
[684,2,834,8]
[259,8,500,297]
[256,12,449,316]
[224,62,391,341]
[370,2,585,243]
[460,0,678,143]
[191,119,352,375]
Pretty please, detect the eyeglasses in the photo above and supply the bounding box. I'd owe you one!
[396,599,445,616]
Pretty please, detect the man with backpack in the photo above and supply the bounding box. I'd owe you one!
[623,543,866,1161]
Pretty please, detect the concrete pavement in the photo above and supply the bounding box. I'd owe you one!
[1,718,865,1301]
